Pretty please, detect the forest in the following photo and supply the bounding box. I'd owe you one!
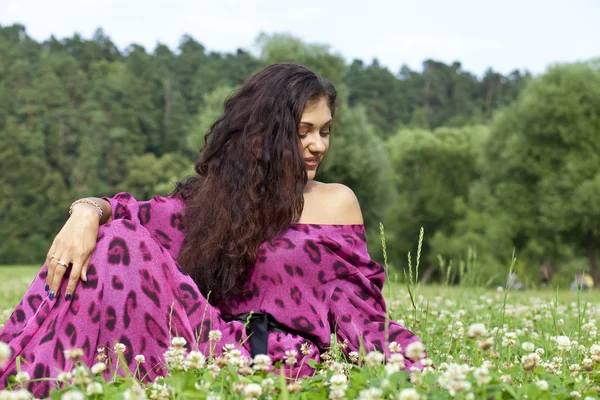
[1,23,599,288]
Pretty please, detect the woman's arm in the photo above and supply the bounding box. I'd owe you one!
[70,197,113,225]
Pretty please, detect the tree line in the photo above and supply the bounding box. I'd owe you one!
[1,23,598,287]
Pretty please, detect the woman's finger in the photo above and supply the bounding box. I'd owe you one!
[65,260,83,301]
[49,252,70,299]
[45,245,59,292]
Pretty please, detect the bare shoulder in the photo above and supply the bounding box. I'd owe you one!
[303,182,364,225]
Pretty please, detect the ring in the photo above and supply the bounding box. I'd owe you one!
[57,260,69,268]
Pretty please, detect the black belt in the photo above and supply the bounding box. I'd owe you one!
[230,312,287,358]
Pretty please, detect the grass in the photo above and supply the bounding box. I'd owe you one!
[1,265,600,399]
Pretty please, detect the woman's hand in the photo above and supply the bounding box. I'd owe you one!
[45,204,101,300]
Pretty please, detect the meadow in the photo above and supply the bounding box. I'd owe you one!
[0,265,599,399]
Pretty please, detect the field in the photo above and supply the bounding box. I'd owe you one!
[1,265,599,399]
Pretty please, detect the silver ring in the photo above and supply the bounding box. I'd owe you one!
[57,260,69,268]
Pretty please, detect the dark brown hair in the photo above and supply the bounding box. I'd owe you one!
[176,63,337,304]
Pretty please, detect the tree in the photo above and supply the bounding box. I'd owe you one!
[480,63,600,284]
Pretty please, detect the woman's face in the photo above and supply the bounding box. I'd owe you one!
[297,97,332,181]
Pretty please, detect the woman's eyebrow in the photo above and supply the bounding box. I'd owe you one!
[300,119,333,127]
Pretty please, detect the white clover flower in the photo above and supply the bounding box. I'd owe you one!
[465,394,475,400]
[521,353,537,371]
[243,383,262,399]
[358,387,383,400]
[501,332,517,347]
[536,380,549,391]
[521,342,535,352]
[171,337,187,348]
[86,382,104,395]
[590,344,600,362]
[3,389,31,400]
[330,373,348,391]
[473,366,491,385]
[405,342,426,361]
[91,362,107,375]
[348,351,360,362]
[467,323,487,338]
[535,348,545,357]
[554,336,571,352]
[64,348,84,361]
[206,394,221,400]
[14,371,30,384]
[0,341,10,366]
[388,353,406,369]
[570,391,581,399]
[582,358,594,371]
[208,330,222,341]
[57,371,73,381]
[252,354,272,371]
[261,377,275,390]
[284,350,298,366]
[398,388,421,400]
[135,355,146,364]
[385,363,401,375]
[388,341,402,353]
[61,390,85,400]
[300,342,312,355]
[365,350,385,367]
[114,343,127,355]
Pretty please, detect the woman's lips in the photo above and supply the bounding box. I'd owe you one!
[305,158,319,169]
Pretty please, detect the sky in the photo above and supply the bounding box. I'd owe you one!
[1,0,598,76]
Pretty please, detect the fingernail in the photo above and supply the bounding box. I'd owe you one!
[83,275,88,283]
[65,293,72,301]
[44,283,50,291]
[49,291,55,300]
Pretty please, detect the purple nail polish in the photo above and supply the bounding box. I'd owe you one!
[44,283,50,291]
[65,293,72,301]
[49,291,55,300]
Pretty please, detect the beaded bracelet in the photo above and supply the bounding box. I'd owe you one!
[69,198,104,220]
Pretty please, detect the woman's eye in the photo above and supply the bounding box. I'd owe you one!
[298,133,308,139]
[321,131,331,137]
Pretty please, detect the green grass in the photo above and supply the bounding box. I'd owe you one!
[1,265,600,399]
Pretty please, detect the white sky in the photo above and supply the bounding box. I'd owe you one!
[1,0,598,76]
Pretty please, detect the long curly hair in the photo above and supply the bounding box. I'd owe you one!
[176,63,337,304]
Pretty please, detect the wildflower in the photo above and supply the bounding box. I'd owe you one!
[208,330,222,341]
[86,382,104,395]
[61,390,85,400]
[570,391,581,399]
[114,342,127,355]
[261,377,275,391]
[91,362,107,375]
[500,374,513,385]
[358,387,383,400]
[553,336,571,352]
[186,351,206,369]
[590,344,600,362]
[61,348,84,363]
[398,388,421,400]
[501,332,517,347]
[521,342,535,352]
[329,362,345,374]
[405,342,426,361]
[521,353,537,371]
[0,341,10,366]
[149,381,172,400]
[438,363,471,396]
[284,350,298,366]
[389,341,402,353]
[569,364,581,376]
[171,337,187,348]
[223,343,235,353]
[135,355,146,364]
[582,358,594,371]
[467,323,487,338]
[206,394,221,400]
[243,383,262,399]
[330,373,348,391]
[348,351,360,362]
[300,342,312,355]
[123,381,148,400]
[365,351,384,367]
[57,371,73,381]
[473,366,491,385]
[329,389,346,400]
[535,348,545,357]
[14,371,30,384]
[388,353,406,369]
[287,383,302,393]
[2,389,31,400]
[252,354,272,371]
[478,337,494,350]
[536,380,549,391]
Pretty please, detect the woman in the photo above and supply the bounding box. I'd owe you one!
[0,63,424,397]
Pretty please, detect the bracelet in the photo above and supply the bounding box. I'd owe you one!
[69,199,104,219]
